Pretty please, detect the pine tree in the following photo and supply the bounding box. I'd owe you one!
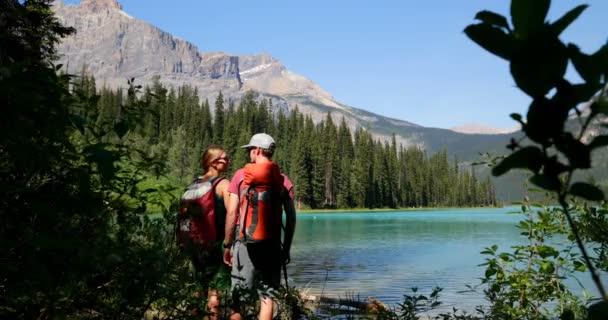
[336,117,354,208]
[200,99,213,148]
[274,108,289,173]
[144,76,166,144]
[213,91,225,144]
[167,126,190,181]
[321,113,339,207]
[159,88,176,142]
[292,116,315,209]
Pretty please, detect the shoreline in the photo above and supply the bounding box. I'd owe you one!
[296,205,506,214]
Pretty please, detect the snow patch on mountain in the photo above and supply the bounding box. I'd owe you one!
[450,123,519,135]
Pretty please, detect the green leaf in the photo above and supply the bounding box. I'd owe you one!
[136,203,147,214]
[551,5,588,36]
[511,35,568,98]
[525,98,564,145]
[543,156,568,177]
[568,44,602,85]
[70,114,86,134]
[114,120,129,139]
[591,97,608,116]
[510,113,522,122]
[589,135,608,150]
[572,43,608,86]
[474,10,510,30]
[572,260,586,272]
[537,246,559,258]
[601,47,608,80]
[555,133,590,169]
[464,23,513,60]
[560,309,575,320]
[553,80,602,111]
[540,260,555,273]
[492,146,544,176]
[588,301,608,320]
[569,182,605,201]
[530,174,561,191]
[485,267,497,278]
[481,247,495,255]
[510,0,550,37]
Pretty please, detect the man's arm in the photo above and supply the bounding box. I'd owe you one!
[282,196,296,264]
[223,192,239,266]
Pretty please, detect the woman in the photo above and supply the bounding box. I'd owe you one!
[183,145,231,319]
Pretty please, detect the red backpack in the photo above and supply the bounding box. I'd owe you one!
[238,162,284,243]
[177,177,225,251]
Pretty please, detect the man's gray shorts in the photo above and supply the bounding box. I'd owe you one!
[231,240,282,296]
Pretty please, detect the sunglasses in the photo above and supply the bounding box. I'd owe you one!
[214,156,230,163]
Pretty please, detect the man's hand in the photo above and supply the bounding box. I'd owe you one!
[223,248,232,266]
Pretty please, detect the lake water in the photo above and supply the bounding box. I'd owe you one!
[287,207,604,312]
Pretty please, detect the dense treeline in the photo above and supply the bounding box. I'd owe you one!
[77,73,496,209]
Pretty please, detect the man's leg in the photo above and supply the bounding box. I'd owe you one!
[230,241,255,320]
[248,242,282,320]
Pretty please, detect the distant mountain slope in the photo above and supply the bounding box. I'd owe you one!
[450,123,519,135]
[52,0,519,160]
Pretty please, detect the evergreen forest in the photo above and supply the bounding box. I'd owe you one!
[74,73,496,210]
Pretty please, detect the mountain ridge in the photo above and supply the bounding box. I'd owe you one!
[52,0,514,158]
[450,123,519,135]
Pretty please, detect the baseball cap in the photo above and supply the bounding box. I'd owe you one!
[241,133,276,149]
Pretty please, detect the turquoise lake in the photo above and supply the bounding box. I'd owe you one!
[287,207,604,311]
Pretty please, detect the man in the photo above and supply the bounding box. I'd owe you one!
[223,133,296,320]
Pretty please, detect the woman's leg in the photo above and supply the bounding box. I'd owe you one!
[207,289,219,320]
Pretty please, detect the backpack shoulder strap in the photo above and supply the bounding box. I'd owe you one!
[210,176,226,189]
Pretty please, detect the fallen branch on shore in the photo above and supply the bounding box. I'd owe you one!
[302,294,388,314]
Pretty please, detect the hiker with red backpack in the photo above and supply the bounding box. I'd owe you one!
[223,133,297,320]
[177,145,232,319]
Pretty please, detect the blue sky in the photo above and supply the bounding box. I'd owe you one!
[66,0,607,130]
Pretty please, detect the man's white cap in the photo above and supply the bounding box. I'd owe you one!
[241,133,276,149]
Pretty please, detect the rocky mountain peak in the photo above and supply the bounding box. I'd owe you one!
[53,0,522,167]
[80,0,122,11]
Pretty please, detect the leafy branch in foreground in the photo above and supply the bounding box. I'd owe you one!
[465,0,608,308]
[477,204,588,319]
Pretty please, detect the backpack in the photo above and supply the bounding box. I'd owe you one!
[177,177,225,251]
[238,162,285,243]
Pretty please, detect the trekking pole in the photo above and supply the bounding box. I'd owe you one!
[281,222,289,290]
[282,259,289,290]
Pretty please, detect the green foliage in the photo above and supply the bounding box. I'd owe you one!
[477,204,588,319]
[569,202,608,275]
[466,0,608,305]
[395,287,443,320]
[0,2,197,318]
[465,0,607,200]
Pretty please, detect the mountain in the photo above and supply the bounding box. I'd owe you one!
[52,0,518,159]
[55,0,608,202]
[50,0,561,203]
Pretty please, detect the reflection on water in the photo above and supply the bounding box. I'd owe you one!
[287,207,603,311]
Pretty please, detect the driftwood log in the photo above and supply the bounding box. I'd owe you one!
[303,294,388,314]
